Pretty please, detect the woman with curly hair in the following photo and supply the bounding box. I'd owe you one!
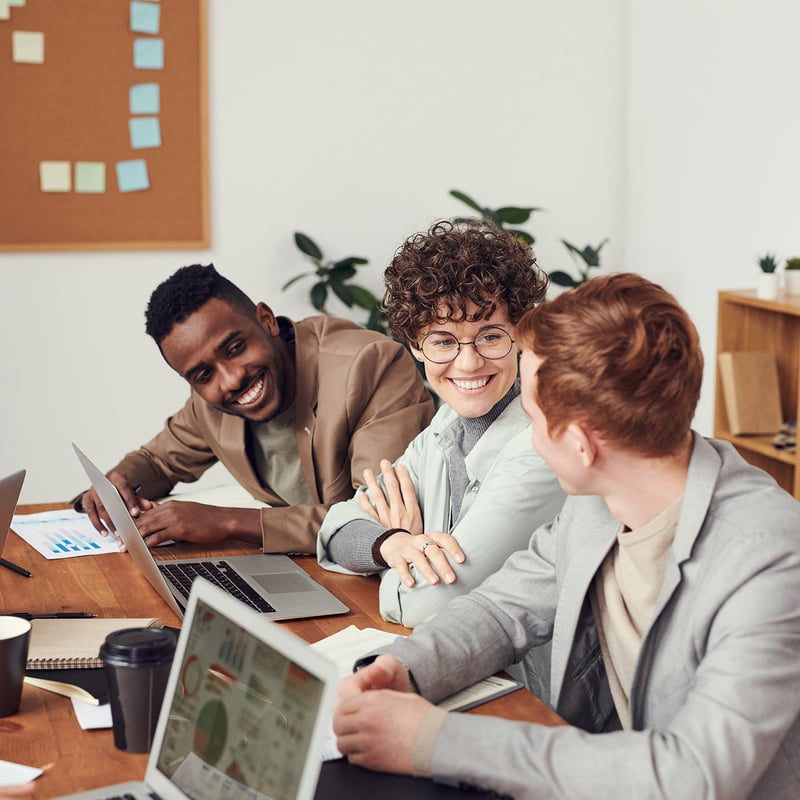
[317,220,566,627]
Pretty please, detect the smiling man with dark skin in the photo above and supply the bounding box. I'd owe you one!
[75,263,434,554]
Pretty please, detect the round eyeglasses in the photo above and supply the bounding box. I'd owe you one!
[418,326,515,364]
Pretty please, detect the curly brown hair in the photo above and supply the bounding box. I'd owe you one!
[383,220,548,345]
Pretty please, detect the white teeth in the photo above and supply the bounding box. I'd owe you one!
[237,378,264,405]
[452,377,490,390]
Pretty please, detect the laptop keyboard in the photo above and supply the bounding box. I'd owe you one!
[158,560,276,613]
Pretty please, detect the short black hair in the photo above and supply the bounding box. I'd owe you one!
[144,263,257,344]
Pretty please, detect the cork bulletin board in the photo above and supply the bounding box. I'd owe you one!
[0,0,208,251]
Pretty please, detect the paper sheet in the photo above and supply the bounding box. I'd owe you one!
[72,699,112,729]
[310,626,522,761]
[11,509,122,560]
[0,759,43,788]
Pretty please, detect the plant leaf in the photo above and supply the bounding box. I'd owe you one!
[548,270,578,287]
[328,264,357,281]
[509,229,535,245]
[366,305,388,333]
[310,281,328,311]
[281,272,312,291]
[334,256,369,269]
[329,278,355,307]
[347,284,379,311]
[449,190,484,213]
[496,206,541,224]
[294,232,324,260]
[561,239,590,264]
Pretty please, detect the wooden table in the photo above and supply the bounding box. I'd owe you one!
[0,504,564,798]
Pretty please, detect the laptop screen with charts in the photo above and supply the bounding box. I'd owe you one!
[54,576,340,800]
[72,443,348,621]
[0,469,26,556]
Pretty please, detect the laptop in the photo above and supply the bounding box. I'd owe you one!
[0,469,26,561]
[54,576,340,800]
[73,444,348,621]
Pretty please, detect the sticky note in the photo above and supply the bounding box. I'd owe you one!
[129,117,161,149]
[130,83,160,114]
[75,162,106,194]
[130,1,160,34]
[40,161,71,192]
[0,2,11,21]
[8,0,26,5]
[116,159,150,192]
[133,38,164,69]
[13,31,44,64]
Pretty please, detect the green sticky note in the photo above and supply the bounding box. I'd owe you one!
[75,162,106,194]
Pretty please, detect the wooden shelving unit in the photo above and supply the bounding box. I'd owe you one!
[714,290,800,499]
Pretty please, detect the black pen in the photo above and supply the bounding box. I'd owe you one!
[0,557,32,578]
[8,612,96,620]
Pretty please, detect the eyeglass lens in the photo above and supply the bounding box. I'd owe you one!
[421,327,513,363]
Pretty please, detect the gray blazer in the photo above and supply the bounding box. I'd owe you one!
[384,434,800,799]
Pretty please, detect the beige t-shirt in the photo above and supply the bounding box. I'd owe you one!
[591,496,682,728]
[247,404,315,506]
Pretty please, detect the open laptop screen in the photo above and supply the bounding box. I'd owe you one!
[155,594,328,800]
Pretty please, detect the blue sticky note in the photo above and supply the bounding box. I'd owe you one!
[130,1,160,34]
[116,159,150,192]
[130,83,160,114]
[134,38,164,70]
[129,117,161,149]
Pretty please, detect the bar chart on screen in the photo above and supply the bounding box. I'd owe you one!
[10,509,122,559]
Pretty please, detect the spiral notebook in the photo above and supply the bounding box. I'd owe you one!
[26,617,163,669]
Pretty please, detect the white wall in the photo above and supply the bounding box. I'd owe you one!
[2,0,628,503]
[626,0,800,433]
[5,1,798,504]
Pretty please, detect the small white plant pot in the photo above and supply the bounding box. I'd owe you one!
[785,270,800,296]
[757,272,779,300]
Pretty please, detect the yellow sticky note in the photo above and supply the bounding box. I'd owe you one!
[13,31,44,64]
[40,161,71,192]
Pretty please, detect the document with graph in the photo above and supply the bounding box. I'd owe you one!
[10,508,121,559]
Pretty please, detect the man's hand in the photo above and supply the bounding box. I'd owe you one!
[337,654,414,703]
[334,655,432,775]
[133,502,262,548]
[80,471,154,536]
[358,460,423,534]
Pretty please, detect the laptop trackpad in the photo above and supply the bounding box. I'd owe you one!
[252,572,315,594]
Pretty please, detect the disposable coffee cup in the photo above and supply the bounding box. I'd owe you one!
[0,615,32,717]
[100,627,177,753]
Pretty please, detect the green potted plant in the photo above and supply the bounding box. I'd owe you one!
[549,239,609,288]
[449,189,541,245]
[756,252,779,300]
[785,257,800,296]
[282,232,388,334]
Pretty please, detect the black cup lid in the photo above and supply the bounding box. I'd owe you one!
[99,627,177,666]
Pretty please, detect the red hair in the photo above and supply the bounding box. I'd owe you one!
[517,273,703,457]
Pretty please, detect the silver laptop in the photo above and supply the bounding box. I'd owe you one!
[73,444,348,620]
[54,576,340,800]
[0,469,26,559]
